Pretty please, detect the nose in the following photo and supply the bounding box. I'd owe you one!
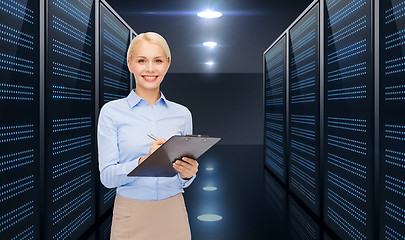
[146,61,154,72]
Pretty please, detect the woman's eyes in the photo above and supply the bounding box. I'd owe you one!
[136,59,164,64]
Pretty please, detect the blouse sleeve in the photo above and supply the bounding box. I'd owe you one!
[178,108,196,188]
[97,104,138,188]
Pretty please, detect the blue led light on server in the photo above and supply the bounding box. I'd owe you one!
[10,225,34,240]
[385,2,405,24]
[327,207,366,240]
[0,82,34,100]
[290,204,317,239]
[52,153,91,179]
[0,124,34,143]
[104,61,129,79]
[0,0,34,24]
[326,0,366,27]
[0,175,34,203]
[385,149,405,169]
[52,62,92,82]
[385,175,405,198]
[104,76,128,91]
[327,189,366,225]
[53,207,91,240]
[52,189,91,225]
[290,177,316,204]
[103,92,127,102]
[328,153,366,179]
[103,29,127,52]
[327,39,367,65]
[52,85,91,100]
[385,201,405,225]
[104,188,116,204]
[52,171,92,202]
[327,62,367,82]
[52,16,91,46]
[52,117,92,132]
[0,201,34,234]
[291,165,315,188]
[291,152,315,172]
[52,39,92,64]
[0,23,34,50]
[328,171,366,202]
[104,15,128,40]
[291,139,315,156]
[0,53,34,74]
[0,149,34,173]
[52,135,92,155]
[104,46,127,65]
[327,134,367,155]
[290,14,315,42]
[53,0,92,26]
[291,127,315,141]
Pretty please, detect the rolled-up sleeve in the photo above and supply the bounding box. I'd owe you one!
[97,104,138,188]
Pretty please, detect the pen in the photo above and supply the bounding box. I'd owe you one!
[147,134,159,141]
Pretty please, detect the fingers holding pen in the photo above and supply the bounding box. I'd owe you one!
[149,138,166,155]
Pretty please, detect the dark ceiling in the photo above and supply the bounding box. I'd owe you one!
[105,0,314,73]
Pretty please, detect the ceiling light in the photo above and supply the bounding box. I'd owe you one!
[197,10,222,19]
[203,41,217,47]
[206,61,214,65]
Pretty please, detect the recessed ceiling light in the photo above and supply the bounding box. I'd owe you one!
[206,61,214,65]
[197,10,222,19]
[197,214,223,222]
[203,41,217,47]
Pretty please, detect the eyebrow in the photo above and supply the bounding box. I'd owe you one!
[135,56,166,59]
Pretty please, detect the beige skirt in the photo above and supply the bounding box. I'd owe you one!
[110,193,191,240]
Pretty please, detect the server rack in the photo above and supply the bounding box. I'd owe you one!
[323,0,374,239]
[288,2,321,217]
[0,0,40,239]
[264,35,288,184]
[378,0,405,239]
[45,0,96,238]
[0,0,135,238]
[264,0,405,239]
[97,0,133,217]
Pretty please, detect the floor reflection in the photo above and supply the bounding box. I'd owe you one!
[91,145,339,240]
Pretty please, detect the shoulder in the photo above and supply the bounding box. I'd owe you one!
[165,99,192,117]
[99,98,128,117]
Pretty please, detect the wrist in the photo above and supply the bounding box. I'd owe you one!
[181,175,192,180]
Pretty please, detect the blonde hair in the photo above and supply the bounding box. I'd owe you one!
[127,32,171,62]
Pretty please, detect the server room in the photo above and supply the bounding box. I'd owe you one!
[0,0,404,239]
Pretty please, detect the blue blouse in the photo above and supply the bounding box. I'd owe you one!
[97,90,195,201]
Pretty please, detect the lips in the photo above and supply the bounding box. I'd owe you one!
[142,75,158,82]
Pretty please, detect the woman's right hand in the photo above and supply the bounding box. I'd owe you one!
[138,138,166,164]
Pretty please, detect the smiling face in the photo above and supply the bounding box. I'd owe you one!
[128,40,170,94]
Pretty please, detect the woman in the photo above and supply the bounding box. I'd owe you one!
[97,32,198,240]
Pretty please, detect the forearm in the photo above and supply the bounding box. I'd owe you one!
[99,158,139,188]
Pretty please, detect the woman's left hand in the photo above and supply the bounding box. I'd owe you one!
[173,157,199,180]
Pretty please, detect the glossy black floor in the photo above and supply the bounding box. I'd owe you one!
[90,145,338,240]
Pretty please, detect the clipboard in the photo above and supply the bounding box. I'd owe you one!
[127,135,221,177]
